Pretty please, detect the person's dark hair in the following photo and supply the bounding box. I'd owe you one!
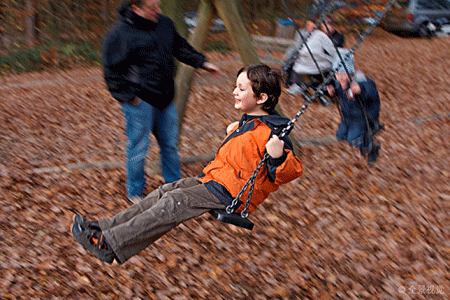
[237,64,281,113]
[129,0,144,7]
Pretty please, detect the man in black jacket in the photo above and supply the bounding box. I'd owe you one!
[103,0,220,203]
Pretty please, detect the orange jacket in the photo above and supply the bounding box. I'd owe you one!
[198,113,303,214]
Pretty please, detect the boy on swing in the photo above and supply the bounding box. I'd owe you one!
[327,49,382,166]
[71,64,303,264]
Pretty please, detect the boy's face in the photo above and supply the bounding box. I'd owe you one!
[132,0,161,22]
[233,72,267,115]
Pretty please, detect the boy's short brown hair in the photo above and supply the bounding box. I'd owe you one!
[237,64,281,113]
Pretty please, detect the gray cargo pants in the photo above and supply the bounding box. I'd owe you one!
[99,177,226,264]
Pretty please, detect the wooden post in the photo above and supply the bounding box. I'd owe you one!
[174,0,260,134]
[174,0,215,134]
[25,0,37,46]
[212,0,260,65]
[160,0,188,38]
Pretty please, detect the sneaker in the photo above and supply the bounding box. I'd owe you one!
[71,215,116,264]
[73,214,101,231]
[371,122,385,136]
[367,143,381,166]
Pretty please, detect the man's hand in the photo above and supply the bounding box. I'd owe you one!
[202,62,221,78]
[129,97,140,106]
[350,81,361,96]
[327,85,335,97]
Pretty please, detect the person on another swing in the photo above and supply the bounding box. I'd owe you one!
[285,18,337,95]
[320,18,345,48]
[71,64,303,264]
[327,49,382,166]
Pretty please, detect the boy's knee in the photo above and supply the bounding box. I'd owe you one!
[163,189,193,223]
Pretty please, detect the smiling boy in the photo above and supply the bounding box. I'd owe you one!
[72,65,303,264]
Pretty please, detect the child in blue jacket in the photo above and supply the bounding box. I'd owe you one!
[327,49,382,166]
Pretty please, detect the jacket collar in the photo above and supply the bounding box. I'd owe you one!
[118,2,158,31]
[240,111,291,129]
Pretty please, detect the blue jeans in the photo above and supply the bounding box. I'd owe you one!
[121,100,181,198]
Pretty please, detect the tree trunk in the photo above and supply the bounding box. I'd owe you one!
[101,0,109,23]
[0,0,4,48]
[25,0,37,45]
[161,0,188,38]
[174,0,214,135]
[212,0,260,65]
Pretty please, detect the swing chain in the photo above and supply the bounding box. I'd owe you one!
[227,0,334,217]
[226,152,270,216]
[334,0,398,72]
[240,152,271,217]
[279,90,320,139]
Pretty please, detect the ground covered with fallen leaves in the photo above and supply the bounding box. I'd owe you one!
[1,28,449,299]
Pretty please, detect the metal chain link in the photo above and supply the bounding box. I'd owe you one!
[334,0,398,71]
[225,152,269,216]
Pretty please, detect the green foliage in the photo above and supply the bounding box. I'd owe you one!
[0,46,43,74]
[71,42,101,62]
[0,41,100,75]
[204,40,231,53]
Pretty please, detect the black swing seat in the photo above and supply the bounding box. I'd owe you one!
[209,209,254,230]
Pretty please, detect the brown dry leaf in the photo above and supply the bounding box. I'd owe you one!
[369,185,379,194]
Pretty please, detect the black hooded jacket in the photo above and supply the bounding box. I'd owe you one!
[102,3,206,110]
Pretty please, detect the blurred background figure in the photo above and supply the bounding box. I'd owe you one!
[102,0,220,204]
[327,49,382,166]
[321,18,345,48]
[285,18,337,106]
